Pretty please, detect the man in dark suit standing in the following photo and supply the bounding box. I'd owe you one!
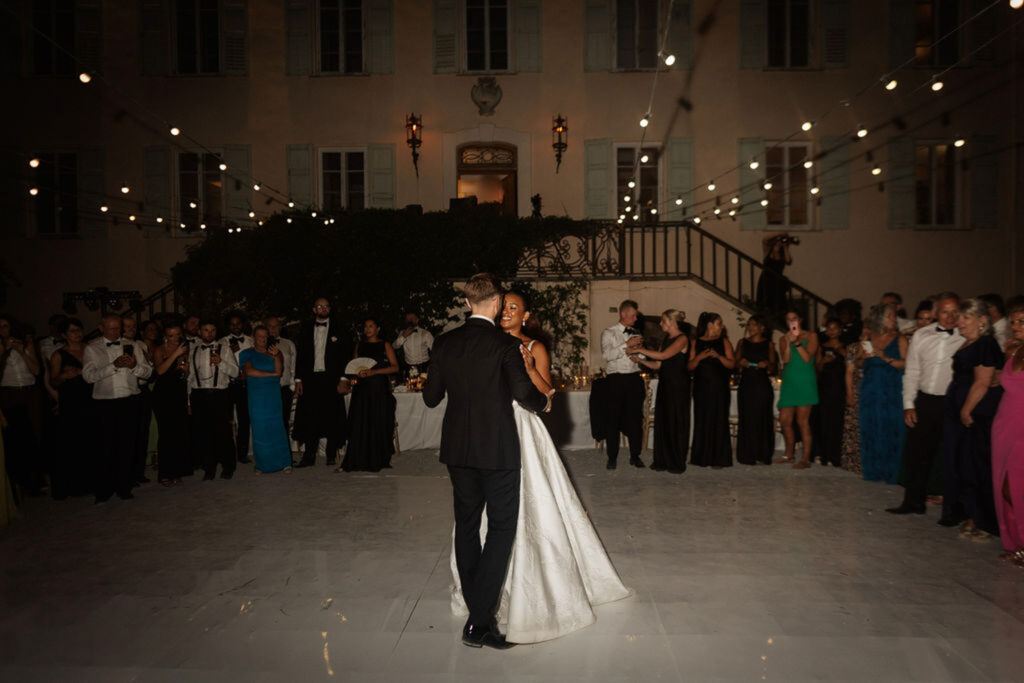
[293,297,352,467]
[423,274,551,650]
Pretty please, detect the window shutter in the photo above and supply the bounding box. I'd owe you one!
[583,0,610,72]
[140,0,168,76]
[286,0,312,75]
[143,147,171,236]
[968,0,996,65]
[76,0,103,75]
[737,138,764,231]
[970,134,998,230]
[888,0,914,69]
[0,150,26,236]
[819,136,849,230]
[365,0,394,74]
[739,0,765,70]
[286,144,314,208]
[515,0,542,73]
[434,0,459,74]
[821,0,848,68]
[222,144,252,225]
[368,144,396,209]
[221,0,248,75]
[664,1,692,70]
[887,136,914,230]
[78,148,107,238]
[583,138,612,219]
[665,138,694,221]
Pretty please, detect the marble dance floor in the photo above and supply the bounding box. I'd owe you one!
[2,449,1024,682]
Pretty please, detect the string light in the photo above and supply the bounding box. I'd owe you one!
[749,159,759,170]
[707,181,716,191]
[252,183,260,191]
[218,162,227,171]
[258,220,264,226]
[311,211,317,217]
[763,181,773,190]
[286,218,293,223]
[120,184,130,194]
[639,114,650,128]
[713,208,721,216]
[78,72,91,83]
[189,201,197,209]
[954,138,966,148]
[760,198,768,206]
[693,217,701,224]
[803,160,813,169]
[227,227,234,233]
[624,195,631,203]
[730,196,739,204]
[288,201,295,208]
[632,213,639,221]
[100,205,109,212]
[617,218,624,224]
[640,154,649,163]
[728,209,736,217]
[180,222,186,229]
[931,77,944,92]
[129,215,136,222]
[29,187,38,196]
[248,210,255,218]
[200,223,206,230]
[29,158,40,168]
[856,126,868,138]
[885,79,898,91]
[659,50,676,66]
[650,208,657,215]
[871,166,882,176]
[627,180,636,189]
[156,217,163,223]
[801,121,813,132]
[619,214,626,220]
[1012,0,1023,9]
[810,186,820,195]
[675,197,683,206]
[170,127,180,136]
[625,206,632,212]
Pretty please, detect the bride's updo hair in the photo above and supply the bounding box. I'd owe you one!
[506,290,543,339]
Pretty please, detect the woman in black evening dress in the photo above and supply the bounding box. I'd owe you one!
[634,310,691,474]
[688,312,736,468]
[340,318,398,472]
[735,315,776,465]
[151,324,192,485]
[48,319,94,498]
[814,319,847,467]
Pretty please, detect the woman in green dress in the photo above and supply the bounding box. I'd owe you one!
[777,308,819,469]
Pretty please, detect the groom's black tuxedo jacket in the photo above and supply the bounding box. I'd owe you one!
[294,317,352,384]
[423,317,548,470]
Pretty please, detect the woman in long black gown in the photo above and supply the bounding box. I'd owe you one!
[814,318,847,466]
[688,312,736,468]
[340,317,398,472]
[48,318,94,498]
[634,310,691,474]
[152,324,191,486]
[735,315,777,465]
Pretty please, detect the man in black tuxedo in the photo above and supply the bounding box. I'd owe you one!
[423,274,551,650]
[293,297,352,467]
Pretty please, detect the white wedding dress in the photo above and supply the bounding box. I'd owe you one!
[450,374,632,643]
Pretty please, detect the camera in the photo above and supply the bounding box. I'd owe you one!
[777,235,800,246]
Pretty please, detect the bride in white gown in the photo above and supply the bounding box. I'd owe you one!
[450,292,631,643]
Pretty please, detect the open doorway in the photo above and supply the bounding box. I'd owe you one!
[456,143,517,216]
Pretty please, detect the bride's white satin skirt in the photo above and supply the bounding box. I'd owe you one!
[451,403,632,643]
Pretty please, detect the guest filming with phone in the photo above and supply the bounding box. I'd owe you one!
[776,308,818,469]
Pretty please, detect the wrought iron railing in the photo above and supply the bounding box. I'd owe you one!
[128,282,180,319]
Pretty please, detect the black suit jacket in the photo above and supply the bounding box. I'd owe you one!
[294,318,352,384]
[423,317,549,470]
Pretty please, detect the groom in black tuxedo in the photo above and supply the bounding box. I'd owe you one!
[423,273,551,650]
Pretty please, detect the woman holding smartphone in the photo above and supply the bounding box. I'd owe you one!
[855,303,908,484]
[776,308,819,468]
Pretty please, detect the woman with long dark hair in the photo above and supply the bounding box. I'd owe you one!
[48,318,94,498]
[814,318,847,467]
[736,315,776,465]
[340,317,398,472]
[633,309,691,473]
[151,324,191,486]
[688,312,735,468]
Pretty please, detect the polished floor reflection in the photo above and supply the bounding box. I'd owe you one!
[2,450,1023,682]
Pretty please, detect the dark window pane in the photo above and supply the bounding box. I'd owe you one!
[32,1,53,75]
[320,0,340,72]
[637,0,658,69]
[914,145,931,225]
[202,153,222,225]
[199,0,220,73]
[53,0,76,75]
[175,0,198,73]
[934,144,954,225]
[766,0,786,67]
[346,152,364,210]
[914,0,933,65]
[343,0,363,72]
[765,147,785,224]
[466,0,486,70]
[616,0,636,69]
[57,152,77,234]
[789,0,809,67]
[936,0,958,66]
[490,0,508,70]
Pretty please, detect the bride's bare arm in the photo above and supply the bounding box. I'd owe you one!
[521,341,553,395]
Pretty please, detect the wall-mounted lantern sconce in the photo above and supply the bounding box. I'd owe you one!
[552,114,568,174]
[406,113,423,177]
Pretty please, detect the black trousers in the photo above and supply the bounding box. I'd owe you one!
[281,386,294,436]
[191,389,235,476]
[295,373,346,465]
[228,381,251,461]
[448,465,520,628]
[134,386,153,480]
[604,373,644,461]
[900,393,946,508]
[0,386,44,494]
[94,396,139,499]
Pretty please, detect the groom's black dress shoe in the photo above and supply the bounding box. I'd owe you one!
[462,623,515,650]
[630,457,646,468]
[606,459,617,470]
[886,504,925,515]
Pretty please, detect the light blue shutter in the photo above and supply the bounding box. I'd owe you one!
[222,144,252,225]
[286,0,312,75]
[665,2,692,70]
[968,0,995,65]
[887,136,915,230]
[819,136,849,230]
[821,0,848,68]
[665,138,694,221]
[737,138,764,231]
[368,144,396,209]
[515,0,542,73]
[287,144,314,208]
[76,0,103,75]
[434,0,459,73]
[143,146,171,235]
[583,0,610,72]
[366,0,394,74]
[0,151,26,236]
[78,148,107,238]
[140,0,168,76]
[583,138,612,219]
[739,0,765,70]
[888,0,914,69]
[221,0,248,75]
[970,135,998,230]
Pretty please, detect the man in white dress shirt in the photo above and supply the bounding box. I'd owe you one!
[221,313,254,464]
[393,311,434,377]
[599,300,646,469]
[83,313,153,502]
[881,292,918,332]
[0,314,44,495]
[266,316,297,436]
[189,320,240,479]
[886,293,962,519]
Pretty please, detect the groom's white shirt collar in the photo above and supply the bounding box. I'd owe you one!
[469,314,496,326]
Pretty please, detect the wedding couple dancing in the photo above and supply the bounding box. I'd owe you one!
[422,274,630,649]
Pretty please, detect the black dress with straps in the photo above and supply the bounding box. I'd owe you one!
[52,349,95,498]
[736,339,774,465]
[341,341,396,472]
[690,337,732,468]
[652,335,690,473]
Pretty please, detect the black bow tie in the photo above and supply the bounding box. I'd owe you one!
[106,341,120,347]
[938,327,955,336]
[624,327,640,337]
[315,321,328,327]
[230,336,244,344]
[201,344,214,350]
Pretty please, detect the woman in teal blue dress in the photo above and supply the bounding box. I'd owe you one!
[855,303,908,484]
[239,326,292,473]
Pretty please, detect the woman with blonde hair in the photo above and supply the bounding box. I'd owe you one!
[856,303,907,483]
[633,310,691,473]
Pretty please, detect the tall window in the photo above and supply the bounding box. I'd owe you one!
[616,146,660,224]
[32,0,76,76]
[178,152,223,227]
[465,0,508,71]
[615,0,658,70]
[914,0,959,67]
[319,0,364,73]
[914,142,956,227]
[31,152,78,235]
[766,0,810,68]
[765,143,810,229]
[175,0,220,74]
[321,150,366,212]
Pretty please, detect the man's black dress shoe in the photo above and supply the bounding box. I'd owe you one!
[886,504,925,515]
[630,457,646,468]
[606,460,617,470]
[462,623,515,650]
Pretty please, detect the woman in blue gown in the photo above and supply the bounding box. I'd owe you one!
[238,326,292,473]
[856,303,908,484]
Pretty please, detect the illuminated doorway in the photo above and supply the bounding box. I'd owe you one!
[456,143,517,216]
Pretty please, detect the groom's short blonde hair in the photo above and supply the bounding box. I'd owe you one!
[464,273,503,305]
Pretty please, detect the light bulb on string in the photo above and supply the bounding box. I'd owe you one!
[625,205,632,212]
[29,158,40,168]
[885,79,898,91]
[252,183,260,191]
[619,214,626,221]
[931,77,944,92]
[761,199,769,207]
[1012,0,1023,9]
[189,201,197,209]
[639,114,650,128]
[749,159,759,170]
[78,72,91,84]
[286,218,293,224]
[650,208,657,215]
[311,211,317,217]
[731,196,739,205]
[640,154,649,163]
[856,126,868,138]
[675,197,683,206]
[801,121,813,132]
[248,211,255,218]
[29,187,38,196]
[627,180,636,189]
[954,138,965,148]
[632,213,639,221]
[803,160,813,169]
[713,208,721,216]
[693,217,701,224]
[227,227,233,233]
[707,181,716,191]
[659,50,676,66]
[324,220,330,226]
[810,186,820,195]
[156,217,163,223]
[624,195,631,203]
[288,201,295,208]
[200,223,207,230]
[100,205,109,212]
[871,166,882,176]
[170,127,180,136]
[180,223,186,229]
[258,220,264,226]
[129,215,136,222]
[617,218,624,224]
[763,181,773,190]
[218,162,227,171]
[728,209,737,217]
[120,184,130,194]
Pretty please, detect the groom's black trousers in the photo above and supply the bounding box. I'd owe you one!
[448,465,520,628]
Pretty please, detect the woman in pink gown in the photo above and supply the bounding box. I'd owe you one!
[994,303,1024,565]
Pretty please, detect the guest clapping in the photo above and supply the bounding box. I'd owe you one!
[633,310,690,474]
[239,327,292,474]
[340,317,398,472]
[735,315,776,466]
[776,308,818,469]
[689,313,735,468]
[993,302,1024,563]
[856,303,907,483]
